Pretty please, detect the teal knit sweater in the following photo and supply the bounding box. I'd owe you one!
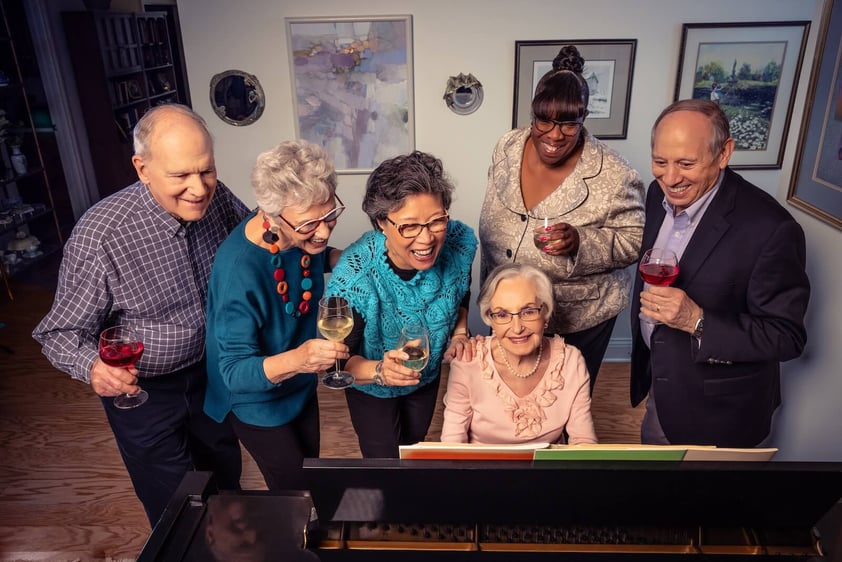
[326,220,477,398]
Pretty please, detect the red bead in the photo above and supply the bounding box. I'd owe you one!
[273,269,285,282]
[303,270,311,278]
[299,301,310,314]
[262,219,270,230]
[282,295,289,303]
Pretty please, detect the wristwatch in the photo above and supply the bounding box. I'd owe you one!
[692,311,705,339]
[372,360,386,386]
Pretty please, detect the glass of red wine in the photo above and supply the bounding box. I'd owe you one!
[98,325,148,409]
[639,248,679,324]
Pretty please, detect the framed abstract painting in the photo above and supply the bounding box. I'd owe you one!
[286,15,414,174]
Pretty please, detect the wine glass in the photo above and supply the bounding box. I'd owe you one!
[98,325,148,409]
[397,324,430,373]
[533,218,551,251]
[317,296,355,389]
[639,248,679,324]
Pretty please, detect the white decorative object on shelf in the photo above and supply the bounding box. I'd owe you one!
[10,145,26,175]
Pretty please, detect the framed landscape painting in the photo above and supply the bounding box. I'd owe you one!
[513,39,636,139]
[787,0,842,230]
[675,21,810,169]
[286,15,414,174]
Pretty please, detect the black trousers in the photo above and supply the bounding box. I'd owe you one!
[558,315,618,393]
[101,361,242,527]
[229,394,320,491]
[345,376,441,458]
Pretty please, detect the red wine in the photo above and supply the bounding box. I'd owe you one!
[99,342,145,367]
[639,263,679,286]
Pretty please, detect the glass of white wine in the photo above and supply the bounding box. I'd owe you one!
[317,296,355,389]
[398,324,430,373]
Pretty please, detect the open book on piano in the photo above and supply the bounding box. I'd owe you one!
[400,442,778,461]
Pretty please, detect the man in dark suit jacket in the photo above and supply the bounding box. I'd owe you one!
[630,99,810,448]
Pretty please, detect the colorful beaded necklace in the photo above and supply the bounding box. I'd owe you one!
[262,214,312,317]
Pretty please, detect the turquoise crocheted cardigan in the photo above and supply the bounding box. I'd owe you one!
[326,220,477,398]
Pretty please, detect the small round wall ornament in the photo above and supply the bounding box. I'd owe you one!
[443,72,484,115]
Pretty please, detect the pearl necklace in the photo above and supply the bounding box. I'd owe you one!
[495,337,543,379]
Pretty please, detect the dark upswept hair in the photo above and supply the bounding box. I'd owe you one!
[362,151,454,230]
[531,45,590,122]
[651,99,731,157]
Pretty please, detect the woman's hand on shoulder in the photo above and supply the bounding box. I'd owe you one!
[443,334,484,363]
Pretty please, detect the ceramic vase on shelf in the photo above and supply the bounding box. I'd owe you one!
[10,145,27,176]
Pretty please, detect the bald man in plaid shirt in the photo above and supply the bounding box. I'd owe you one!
[33,104,249,526]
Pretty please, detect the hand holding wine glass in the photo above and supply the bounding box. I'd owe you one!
[639,248,679,324]
[98,325,148,409]
[317,296,355,389]
[534,219,579,255]
[397,324,430,373]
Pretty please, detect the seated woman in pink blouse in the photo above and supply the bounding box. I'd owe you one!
[441,263,597,445]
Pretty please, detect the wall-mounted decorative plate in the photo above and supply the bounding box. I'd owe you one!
[444,72,483,115]
[209,70,266,126]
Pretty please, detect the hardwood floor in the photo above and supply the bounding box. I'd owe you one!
[0,279,643,561]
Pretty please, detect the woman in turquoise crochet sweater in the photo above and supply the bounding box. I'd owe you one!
[326,151,478,458]
[204,140,349,490]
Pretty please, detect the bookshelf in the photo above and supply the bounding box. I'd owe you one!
[62,10,182,199]
[0,0,66,298]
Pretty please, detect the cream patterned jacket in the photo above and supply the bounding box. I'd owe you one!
[479,127,645,334]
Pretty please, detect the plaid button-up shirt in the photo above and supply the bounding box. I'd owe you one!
[33,181,248,382]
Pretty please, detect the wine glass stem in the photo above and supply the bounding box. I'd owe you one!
[334,359,340,374]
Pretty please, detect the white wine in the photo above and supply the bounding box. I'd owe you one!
[318,316,353,341]
[402,345,429,371]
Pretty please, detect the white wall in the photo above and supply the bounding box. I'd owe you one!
[177,0,840,460]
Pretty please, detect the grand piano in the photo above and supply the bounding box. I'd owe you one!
[137,459,842,560]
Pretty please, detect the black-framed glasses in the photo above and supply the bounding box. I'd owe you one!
[532,116,584,136]
[488,304,545,325]
[278,194,346,234]
[385,213,449,239]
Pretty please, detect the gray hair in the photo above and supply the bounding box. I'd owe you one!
[478,263,554,326]
[133,104,213,158]
[651,99,731,158]
[362,151,454,230]
[252,140,337,216]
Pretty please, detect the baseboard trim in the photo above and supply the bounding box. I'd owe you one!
[604,337,632,363]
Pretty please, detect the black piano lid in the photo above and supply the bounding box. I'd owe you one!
[300,459,842,528]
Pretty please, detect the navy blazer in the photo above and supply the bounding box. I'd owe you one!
[630,168,809,447]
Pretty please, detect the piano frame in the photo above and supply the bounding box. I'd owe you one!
[137,459,842,560]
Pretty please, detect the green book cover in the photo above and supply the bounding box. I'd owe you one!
[533,447,687,461]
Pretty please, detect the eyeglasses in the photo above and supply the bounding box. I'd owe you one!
[532,116,584,136]
[278,194,346,234]
[488,305,545,324]
[385,213,449,239]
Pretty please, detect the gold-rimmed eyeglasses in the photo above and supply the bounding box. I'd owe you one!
[278,194,346,234]
[532,116,584,136]
[488,304,545,324]
[385,213,450,239]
